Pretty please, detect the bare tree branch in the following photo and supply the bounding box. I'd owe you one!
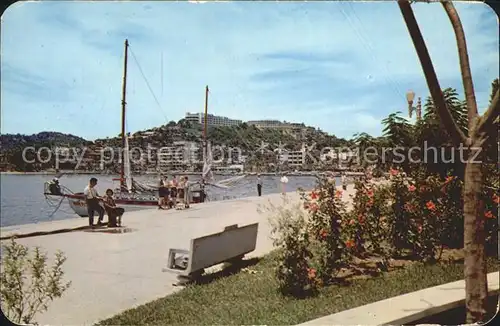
[476,90,500,140]
[398,0,468,146]
[441,1,479,128]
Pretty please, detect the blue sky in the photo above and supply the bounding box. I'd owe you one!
[1,1,498,140]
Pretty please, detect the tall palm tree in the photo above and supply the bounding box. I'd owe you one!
[398,1,499,321]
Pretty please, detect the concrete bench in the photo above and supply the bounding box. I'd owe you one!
[164,223,259,283]
[298,271,499,325]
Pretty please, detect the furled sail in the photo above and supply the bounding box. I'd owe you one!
[202,142,215,184]
[124,135,133,192]
[202,142,246,189]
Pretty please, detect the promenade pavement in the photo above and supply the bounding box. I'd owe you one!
[0,185,357,325]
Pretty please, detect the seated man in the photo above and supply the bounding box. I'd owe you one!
[48,178,63,195]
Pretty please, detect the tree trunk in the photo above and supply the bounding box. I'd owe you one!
[463,149,488,323]
[397,1,498,322]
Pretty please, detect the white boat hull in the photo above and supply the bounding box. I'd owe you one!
[68,199,92,217]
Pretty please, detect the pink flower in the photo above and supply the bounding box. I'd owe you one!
[389,168,399,176]
[426,201,436,211]
[307,267,317,280]
[309,203,319,212]
[408,185,416,192]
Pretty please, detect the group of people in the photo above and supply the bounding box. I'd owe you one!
[157,175,191,210]
[83,177,125,228]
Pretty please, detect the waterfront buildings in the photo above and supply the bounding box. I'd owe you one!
[278,149,306,169]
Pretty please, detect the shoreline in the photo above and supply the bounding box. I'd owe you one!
[0,171,364,177]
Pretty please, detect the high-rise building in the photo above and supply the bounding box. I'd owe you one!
[184,112,242,127]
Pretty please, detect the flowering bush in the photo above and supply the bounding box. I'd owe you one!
[389,168,455,261]
[301,177,353,283]
[264,166,498,297]
[264,197,319,297]
[389,168,415,253]
[348,180,392,258]
[483,164,499,255]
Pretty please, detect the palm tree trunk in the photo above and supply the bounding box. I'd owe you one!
[441,1,487,322]
[397,1,497,322]
[463,148,488,323]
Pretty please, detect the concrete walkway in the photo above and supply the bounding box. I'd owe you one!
[298,271,500,325]
[0,191,306,325]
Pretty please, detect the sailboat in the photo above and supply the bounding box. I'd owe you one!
[43,42,244,217]
[43,39,202,217]
[200,85,247,188]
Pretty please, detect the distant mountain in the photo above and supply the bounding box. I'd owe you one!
[0,132,89,151]
[0,120,352,172]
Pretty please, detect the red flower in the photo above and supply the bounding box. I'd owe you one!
[366,189,374,198]
[307,267,317,280]
[345,239,355,248]
[426,201,436,211]
[389,168,399,176]
[319,229,328,239]
[485,211,494,219]
[408,185,416,192]
[367,199,374,207]
[358,214,365,224]
[417,224,423,233]
[493,194,500,205]
[310,191,318,200]
[335,190,343,198]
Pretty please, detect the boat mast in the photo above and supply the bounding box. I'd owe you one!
[120,39,129,189]
[203,85,209,155]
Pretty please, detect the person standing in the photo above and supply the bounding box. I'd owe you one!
[170,175,178,207]
[84,177,105,227]
[163,176,170,208]
[177,176,185,209]
[280,174,288,195]
[257,174,263,196]
[184,176,191,208]
[158,175,166,209]
[341,173,347,190]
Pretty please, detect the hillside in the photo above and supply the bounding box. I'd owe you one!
[0,132,89,151]
[0,120,351,172]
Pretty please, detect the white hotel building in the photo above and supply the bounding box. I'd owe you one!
[185,112,242,127]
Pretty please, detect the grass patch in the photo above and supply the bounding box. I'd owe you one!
[97,252,499,325]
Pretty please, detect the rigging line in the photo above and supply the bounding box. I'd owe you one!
[346,2,405,99]
[128,46,170,123]
[338,3,403,101]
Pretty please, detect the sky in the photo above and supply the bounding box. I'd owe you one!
[0,1,498,140]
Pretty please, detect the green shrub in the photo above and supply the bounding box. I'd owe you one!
[0,238,71,325]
